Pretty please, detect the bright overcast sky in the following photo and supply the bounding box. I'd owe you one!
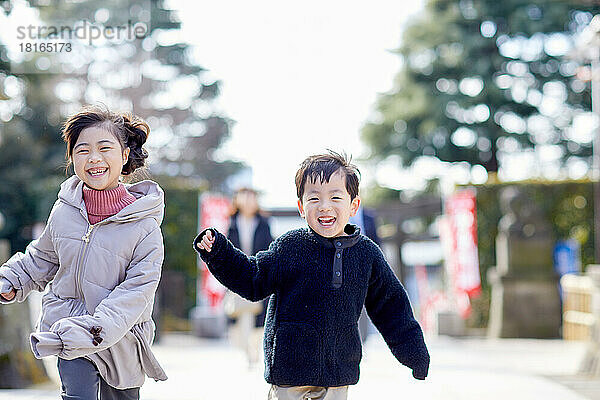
[173,0,424,207]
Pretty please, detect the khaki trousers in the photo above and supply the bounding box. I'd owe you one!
[230,312,262,365]
[268,385,348,400]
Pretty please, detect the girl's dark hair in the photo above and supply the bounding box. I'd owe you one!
[295,150,360,200]
[62,105,149,175]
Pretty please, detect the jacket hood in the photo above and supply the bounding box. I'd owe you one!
[58,175,164,225]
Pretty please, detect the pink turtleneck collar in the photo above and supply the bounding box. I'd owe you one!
[82,184,136,224]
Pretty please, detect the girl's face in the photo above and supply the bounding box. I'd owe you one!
[72,126,130,191]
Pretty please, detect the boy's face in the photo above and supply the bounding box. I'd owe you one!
[297,169,360,238]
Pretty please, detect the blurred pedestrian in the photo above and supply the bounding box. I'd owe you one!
[349,205,381,344]
[225,187,273,366]
[350,206,380,247]
[0,105,167,399]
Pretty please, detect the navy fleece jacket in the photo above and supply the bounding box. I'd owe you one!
[193,224,429,387]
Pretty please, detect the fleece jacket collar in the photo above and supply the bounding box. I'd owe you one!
[308,224,362,289]
[308,223,362,249]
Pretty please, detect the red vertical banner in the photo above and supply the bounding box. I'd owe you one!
[199,194,232,309]
[439,189,481,318]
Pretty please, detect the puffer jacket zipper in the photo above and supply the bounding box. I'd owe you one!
[76,224,94,304]
[76,210,109,305]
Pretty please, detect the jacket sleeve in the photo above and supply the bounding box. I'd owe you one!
[30,226,164,360]
[193,228,279,301]
[0,203,60,303]
[364,246,430,380]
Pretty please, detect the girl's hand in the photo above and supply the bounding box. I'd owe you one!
[0,279,15,301]
[0,288,16,301]
[197,229,215,252]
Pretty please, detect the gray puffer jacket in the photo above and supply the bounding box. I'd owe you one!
[0,175,168,389]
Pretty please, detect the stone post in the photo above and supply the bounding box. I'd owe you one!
[487,186,561,338]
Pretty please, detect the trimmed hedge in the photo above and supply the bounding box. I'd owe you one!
[158,180,203,318]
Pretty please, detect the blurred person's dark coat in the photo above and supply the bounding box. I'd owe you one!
[361,209,380,246]
[350,207,380,343]
[228,212,273,326]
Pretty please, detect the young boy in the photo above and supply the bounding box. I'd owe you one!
[194,151,429,400]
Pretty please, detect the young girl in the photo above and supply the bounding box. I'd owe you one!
[0,105,167,399]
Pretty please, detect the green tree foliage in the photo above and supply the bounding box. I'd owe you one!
[0,6,50,386]
[0,27,62,253]
[363,0,600,177]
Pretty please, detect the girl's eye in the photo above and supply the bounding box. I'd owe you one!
[100,147,111,151]
[332,196,342,200]
[308,197,318,201]
[76,150,89,155]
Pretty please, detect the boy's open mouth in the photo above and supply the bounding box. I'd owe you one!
[318,216,336,227]
[87,167,108,177]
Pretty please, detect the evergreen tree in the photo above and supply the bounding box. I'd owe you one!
[363,0,600,178]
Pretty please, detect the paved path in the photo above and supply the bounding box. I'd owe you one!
[0,333,597,399]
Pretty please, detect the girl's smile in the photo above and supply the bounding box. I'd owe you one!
[87,167,108,177]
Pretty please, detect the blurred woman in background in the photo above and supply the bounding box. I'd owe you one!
[225,187,273,367]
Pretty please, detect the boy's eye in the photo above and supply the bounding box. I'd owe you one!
[100,147,111,151]
[76,149,89,154]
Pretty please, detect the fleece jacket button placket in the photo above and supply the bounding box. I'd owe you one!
[333,241,343,288]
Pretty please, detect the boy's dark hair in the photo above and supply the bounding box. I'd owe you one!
[62,104,149,175]
[295,150,360,201]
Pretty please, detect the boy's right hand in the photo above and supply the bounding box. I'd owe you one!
[196,229,215,252]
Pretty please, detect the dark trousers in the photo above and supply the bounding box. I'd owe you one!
[57,357,140,400]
